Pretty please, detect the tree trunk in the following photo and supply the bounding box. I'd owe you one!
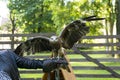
[9,11,16,50]
[115,0,120,58]
[105,20,110,54]
[107,0,115,57]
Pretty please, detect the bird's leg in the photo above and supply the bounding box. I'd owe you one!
[58,48,71,72]
[55,51,60,80]
[51,49,60,80]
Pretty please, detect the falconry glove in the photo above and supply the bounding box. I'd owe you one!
[42,58,68,73]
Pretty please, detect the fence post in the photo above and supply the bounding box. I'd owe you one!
[11,34,14,50]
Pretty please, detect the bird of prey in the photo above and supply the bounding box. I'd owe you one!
[14,15,104,57]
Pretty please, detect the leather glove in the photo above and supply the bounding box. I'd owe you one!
[42,58,68,73]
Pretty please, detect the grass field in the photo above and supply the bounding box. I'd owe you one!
[20,52,120,80]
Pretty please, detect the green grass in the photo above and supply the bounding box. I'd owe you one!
[74,70,110,74]
[20,52,120,80]
[20,74,43,78]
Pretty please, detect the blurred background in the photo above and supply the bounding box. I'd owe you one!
[1,0,120,80]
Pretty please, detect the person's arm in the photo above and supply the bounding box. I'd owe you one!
[14,53,43,69]
[11,50,68,72]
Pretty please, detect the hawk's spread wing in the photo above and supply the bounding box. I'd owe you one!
[59,16,104,49]
[59,20,89,49]
[14,36,52,56]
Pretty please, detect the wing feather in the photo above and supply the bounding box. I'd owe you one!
[60,16,104,49]
[14,36,52,56]
[60,20,89,49]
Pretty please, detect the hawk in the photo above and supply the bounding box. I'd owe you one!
[14,15,104,57]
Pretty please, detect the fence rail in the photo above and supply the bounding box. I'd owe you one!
[0,33,120,79]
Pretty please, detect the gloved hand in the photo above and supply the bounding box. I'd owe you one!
[42,58,68,73]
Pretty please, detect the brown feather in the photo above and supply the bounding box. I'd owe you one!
[14,36,52,56]
[60,20,89,49]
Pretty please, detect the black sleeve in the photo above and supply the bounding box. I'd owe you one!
[14,53,43,69]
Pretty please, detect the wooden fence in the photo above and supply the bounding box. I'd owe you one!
[0,33,120,80]
[0,33,55,50]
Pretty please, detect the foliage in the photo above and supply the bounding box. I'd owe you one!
[8,0,55,33]
[0,21,12,33]
[7,0,114,36]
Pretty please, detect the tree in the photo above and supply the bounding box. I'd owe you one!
[50,0,105,35]
[8,0,112,37]
[8,0,55,33]
[9,10,16,49]
[115,0,120,58]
